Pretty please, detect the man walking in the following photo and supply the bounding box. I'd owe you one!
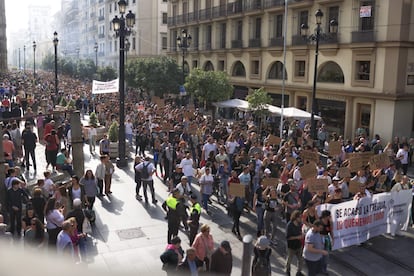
[286,210,304,276]
[135,156,157,204]
[162,188,183,243]
[21,122,37,171]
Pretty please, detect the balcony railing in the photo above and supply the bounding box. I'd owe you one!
[227,2,244,16]
[291,35,308,46]
[269,37,284,47]
[231,40,243,49]
[351,30,374,43]
[98,15,105,21]
[249,38,262,47]
[264,0,285,8]
[245,0,263,12]
[320,33,338,44]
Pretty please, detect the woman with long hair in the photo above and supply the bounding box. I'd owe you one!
[24,217,48,249]
[30,188,46,223]
[44,197,64,247]
[68,175,87,209]
[80,169,98,209]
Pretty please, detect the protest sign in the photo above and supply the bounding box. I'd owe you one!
[378,175,387,184]
[369,153,390,170]
[229,183,245,198]
[300,150,319,164]
[286,157,297,165]
[300,163,317,180]
[262,178,278,188]
[307,178,329,193]
[329,141,342,156]
[317,190,411,250]
[346,152,373,165]
[184,111,195,120]
[267,135,281,145]
[349,158,364,172]
[349,180,361,194]
[338,167,351,178]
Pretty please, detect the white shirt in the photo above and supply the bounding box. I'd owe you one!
[396,148,409,164]
[176,182,192,196]
[125,122,133,135]
[180,158,194,177]
[203,142,217,160]
[44,178,54,196]
[225,141,239,154]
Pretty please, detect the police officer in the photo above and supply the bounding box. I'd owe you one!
[162,188,183,243]
[187,194,201,246]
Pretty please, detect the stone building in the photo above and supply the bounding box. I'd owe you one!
[0,0,7,72]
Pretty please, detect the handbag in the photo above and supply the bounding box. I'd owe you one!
[82,215,92,234]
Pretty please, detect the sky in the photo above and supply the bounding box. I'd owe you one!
[5,0,61,34]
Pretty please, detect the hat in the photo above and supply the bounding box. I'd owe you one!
[2,134,8,139]
[221,240,232,252]
[255,236,270,250]
[73,198,82,207]
[287,178,295,186]
[176,164,182,168]
[181,175,188,180]
[332,176,341,181]
[264,168,271,174]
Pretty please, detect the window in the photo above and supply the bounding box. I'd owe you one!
[251,60,260,75]
[359,1,375,31]
[268,61,287,80]
[192,60,198,68]
[218,60,225,71]
[193,27,199,49]
[255,18,261,39]
[206,25,212,50]
[327,6,339,33]
[162,36,167,50]
[318,61,344,83]
[114,3,117,11]
[298,10,308,34]
[356,61,370,80]
[162,13,168,24]
[275,14,283,38]
[232,61,246,77]
[295,61,306,77]
[133,0,136,3]
[114,40,117,52]
[132,37,136,50]
[220,23,226,49]
[236,20,243,40]
[109,4,112,13]
[407,75,414,85]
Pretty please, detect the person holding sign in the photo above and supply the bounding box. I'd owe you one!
[263,186,279,245]
[283,182,301,223]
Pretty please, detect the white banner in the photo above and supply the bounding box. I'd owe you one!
[92,79,119,94]
[318,190,412,250]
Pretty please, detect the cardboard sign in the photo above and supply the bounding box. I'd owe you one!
[369,153,390,170]
[338,167,351,178]
[188,124,198,135]
[184,111,195,120]
[267,135,281,145]
[229,183,245,198]
[346,152,373,165]
[378,175,387,185]
[307,178,329,193]
[300,150,319,164]
[349,158,364,172]
[329,141,342,156]
[286,157,297,165]
[300,163,317,180]
[162,123,173,131]
[262,178,279,188]
[297,137,304,146]
[349,180,361,194]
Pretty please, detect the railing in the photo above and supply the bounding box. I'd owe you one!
[245,0,263,12]
[351,30,374,43]
[269,37,284,47]
[98,16,105,21]
[291,35,308,46]
[264,0,285,8]
[231,40,243,48]
[249,38,262,47]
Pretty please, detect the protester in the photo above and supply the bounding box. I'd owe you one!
[286,210,304,276]
[302,220,328,276]
[192,224,214,272]
[177,247,204,274]
[210,240,233,275]
[252,235,272,276]
[160,236,184,274]
[135,156,157,204]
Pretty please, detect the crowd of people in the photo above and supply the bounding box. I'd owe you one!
[1,70,414,275]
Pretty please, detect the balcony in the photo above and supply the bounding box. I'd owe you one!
[98,16,105,21]
[245,0,263,12]
[351,30,374,43]
[264,0,285,8]
[269,37,284,47]
[98,33,105,39]
[320,33,338,45]
[231,40,243,49]
[205,42,212,50]
[227,2,244,16]
[249,38,261,48]
[291,35,308,46]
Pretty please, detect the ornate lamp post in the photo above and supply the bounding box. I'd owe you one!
[32,41,36,82]
[301,9,338,140]
[112,0,135,167]
[176,29,192,85]
[53,31,59,102]
[23,45,26,73]
[94,42,98,67]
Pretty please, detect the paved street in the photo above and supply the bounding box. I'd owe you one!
[14,121,414,276]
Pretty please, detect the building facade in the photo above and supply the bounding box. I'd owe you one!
[167,0,414,142]
[0,0,7,72]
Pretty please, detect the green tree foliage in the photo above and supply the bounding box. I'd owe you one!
[108,121,119,142]
[125,56,181,97]
[246,87,272,129]
[41,54,54,71]
[97,66,118,81]
[89,112,99,127]
[185,68,233,107]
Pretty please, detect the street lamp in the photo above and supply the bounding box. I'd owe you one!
[33,41,36,82]
[23,45,26,73]
[18,48,21,70]
[112,0,135,167]
[125,38,130,64]
[94,42,98,67]
[301,9,338,140]
[176,29,192,85]
[53,31,59,103]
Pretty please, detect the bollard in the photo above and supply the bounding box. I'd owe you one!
[241,234,253,276]
[70,111,85,177]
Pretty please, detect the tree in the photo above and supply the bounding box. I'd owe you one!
[125,56,181,97]
[89,112,99,127]
[185,68,233,108]
[97,66,117,81]
[108,121,119,142]
[41,54,54,71]
[246,87,272,131]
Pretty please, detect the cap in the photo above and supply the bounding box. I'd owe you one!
[73,198,82,207]
[264,168,271,174]
[2,134,8,139]
[255,236,270,250]
[181,175,188,180]
[176,164,183,168]
[221,240,232,252]
[332,176,341,181]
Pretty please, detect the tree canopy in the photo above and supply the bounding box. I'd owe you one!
[185,68,233,106]
[125,56,181,97]
[246,87,272,116]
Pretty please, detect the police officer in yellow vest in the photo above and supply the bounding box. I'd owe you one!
[187,194,201,246]
[162,188,183,243]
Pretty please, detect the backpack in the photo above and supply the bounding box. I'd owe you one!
[252,248,271,275]
[141,162,151,179]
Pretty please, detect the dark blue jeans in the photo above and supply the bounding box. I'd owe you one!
[305,258,322,276]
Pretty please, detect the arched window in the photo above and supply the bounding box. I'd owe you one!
[232,61,246,77]
[204,61,214,71]
[268,61,287,80]
[317,61,344,83]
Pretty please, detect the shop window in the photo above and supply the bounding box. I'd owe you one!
[192,60,198,69]
[218,60,225,71]
[297,96,307,111]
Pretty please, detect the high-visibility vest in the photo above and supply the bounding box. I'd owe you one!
[166,196,179,210]
[191,202,201,214]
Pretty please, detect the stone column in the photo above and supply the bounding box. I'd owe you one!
[70,111,84,178]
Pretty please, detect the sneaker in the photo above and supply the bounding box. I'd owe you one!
[135,194,142,201]
[152,199,158,204]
